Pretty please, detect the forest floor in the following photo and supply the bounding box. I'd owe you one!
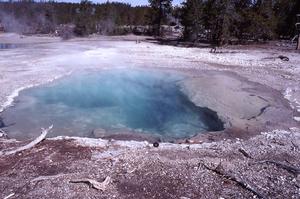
[0,33,299,198]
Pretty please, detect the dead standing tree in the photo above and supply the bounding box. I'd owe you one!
[296,14,300,50]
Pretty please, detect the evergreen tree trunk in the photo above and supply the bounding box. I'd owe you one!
[148,0,172,37]
[157,2,162,36]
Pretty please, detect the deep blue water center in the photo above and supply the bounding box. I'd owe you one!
[2,69,223,141]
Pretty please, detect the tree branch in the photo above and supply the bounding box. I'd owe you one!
[201,162,266,199]
[70,176,111,191]
[0,125,53,156]
[255,160,300,175]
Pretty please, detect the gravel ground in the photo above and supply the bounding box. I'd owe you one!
[0,130,299,199]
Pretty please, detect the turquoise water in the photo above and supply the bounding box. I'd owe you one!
[0,43,24,49]
[2,69,223,141]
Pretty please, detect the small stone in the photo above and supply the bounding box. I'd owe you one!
[153,142,159,147]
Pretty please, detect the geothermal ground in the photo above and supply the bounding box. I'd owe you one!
[0,33,300,198]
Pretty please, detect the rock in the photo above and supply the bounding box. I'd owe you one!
[153,142,159,147]
[278,55,289,61]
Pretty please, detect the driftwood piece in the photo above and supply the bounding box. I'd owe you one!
[3,193,15,199]
[256,160,300,175]
[262,56,289,62]
[70,176,111,191]
[31,173,69,182]
[0,125,53,156]
[238,148,253,159]
[201,163,266,199]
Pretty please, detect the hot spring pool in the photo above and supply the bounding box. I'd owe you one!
[1,69,224,141]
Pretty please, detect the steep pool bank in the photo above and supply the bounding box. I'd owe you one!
[179,69,299,142]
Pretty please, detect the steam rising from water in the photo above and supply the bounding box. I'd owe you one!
[2,69,224,140]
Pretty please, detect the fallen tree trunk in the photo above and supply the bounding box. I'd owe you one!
[0,125,53,156]
[70,176,112,191]
[201,163,266,199]
[255,160,300,175]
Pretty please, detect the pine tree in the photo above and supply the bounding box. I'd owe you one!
[202,0,237,45]
[148,0,173,36]
[252,0,277,40]
[181,0,204,41]
[74,0,95,36]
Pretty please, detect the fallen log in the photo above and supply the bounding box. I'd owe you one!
[70,176,111,191]
[0,125,53,156]
[31,173,69,182]
[201,162,266,199]
[255,160,300,175]
[3,193,15,199]
[238,148,253,159]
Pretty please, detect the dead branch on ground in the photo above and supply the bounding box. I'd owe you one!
[31,173,70,182]
[238,148,253,159]
[69,176,111,191]
[255,160,300,175]
[0,125,53,156]
[201,162,266,199]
